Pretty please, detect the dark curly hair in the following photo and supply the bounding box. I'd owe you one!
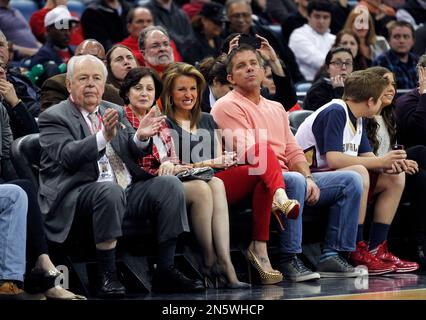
[119,67,163,106]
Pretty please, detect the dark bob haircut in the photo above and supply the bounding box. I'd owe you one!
[119,67,163,105]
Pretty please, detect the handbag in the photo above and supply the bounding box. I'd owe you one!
[175,167,214,182]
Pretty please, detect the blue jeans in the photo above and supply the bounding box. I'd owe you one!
[278,171,362,254]
[0,184,28,282]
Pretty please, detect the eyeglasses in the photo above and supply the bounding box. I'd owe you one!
[329,61,353,68]
[229,12,251,19]
[146,41,171,50]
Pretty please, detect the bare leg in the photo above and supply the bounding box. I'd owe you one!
[34,254,86,299]
[372,173,405,224]
[248,240,277,273]
[207,177,240,284]
[183,180,216,269]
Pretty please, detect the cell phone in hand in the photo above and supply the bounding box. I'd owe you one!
[239,34,261,49]
[391,144,404,150]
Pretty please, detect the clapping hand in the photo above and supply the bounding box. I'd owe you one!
[136,107,166,141]
[102,108,118,141]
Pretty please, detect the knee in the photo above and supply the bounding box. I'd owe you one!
[390,173,406,191]
[343,171,364,196]
[286,172,306,188]
[97,182,126,205]
[208,176,225,191]
[351,165,370,190]
[184,180,212,202]
[155,175,186,200]
[8,184,28,205]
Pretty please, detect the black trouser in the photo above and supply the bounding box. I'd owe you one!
[9,179,49,266]
[404,145,426,243]
[125,176,189,244]
[73,176,189,245]
[74,181,126,245]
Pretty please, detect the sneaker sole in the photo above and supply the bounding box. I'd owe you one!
[318,271,361,278]
[288,272,321,282]
[367,268,396,276]
[395,266,420,273]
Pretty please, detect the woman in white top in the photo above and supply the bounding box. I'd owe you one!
[366,66,426,267]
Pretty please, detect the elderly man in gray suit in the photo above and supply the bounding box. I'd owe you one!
[38,55,204,298]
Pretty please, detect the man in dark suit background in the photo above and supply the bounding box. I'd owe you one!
[38,54,204,297]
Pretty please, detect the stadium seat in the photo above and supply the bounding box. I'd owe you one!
[288,110,313,132]
[10,0,38,21]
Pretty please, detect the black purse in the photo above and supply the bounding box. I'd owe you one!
[175,167,214,182]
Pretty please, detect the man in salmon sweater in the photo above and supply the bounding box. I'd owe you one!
[212,44,364,282]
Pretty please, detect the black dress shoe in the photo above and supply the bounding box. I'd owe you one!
[96,270,126,298]
[151,265,205,293]
[415,245,426,268]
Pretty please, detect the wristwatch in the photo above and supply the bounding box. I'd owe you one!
[305,175,315,182]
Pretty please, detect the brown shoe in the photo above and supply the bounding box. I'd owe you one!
[0,281,46,300]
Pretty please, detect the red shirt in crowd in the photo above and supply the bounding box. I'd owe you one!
[29,7,84,46]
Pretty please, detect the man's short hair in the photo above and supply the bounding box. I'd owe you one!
[387,20,415,39]
[138,25,170,51]
[307,0,333,16]
[343,70,389,103]
[225,44,264,74]
[225,0,251,13]
[66,54,107,80]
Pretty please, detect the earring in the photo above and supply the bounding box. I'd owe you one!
[169,96,174,106]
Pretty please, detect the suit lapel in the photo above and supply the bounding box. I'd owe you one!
[68,99,91,137]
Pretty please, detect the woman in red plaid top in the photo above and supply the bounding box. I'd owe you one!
[120,67,250,289]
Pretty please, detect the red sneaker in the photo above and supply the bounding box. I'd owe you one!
[350,241,396,275]
[370,241,419,273]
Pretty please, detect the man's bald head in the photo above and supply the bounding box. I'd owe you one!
[75,39,106,61]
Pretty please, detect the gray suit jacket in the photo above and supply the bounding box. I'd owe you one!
[38,98,153,242]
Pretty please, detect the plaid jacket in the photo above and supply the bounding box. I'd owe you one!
[125,105,178,175]
[373,50,418,90]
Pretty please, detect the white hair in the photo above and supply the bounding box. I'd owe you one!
[66,54,108,80]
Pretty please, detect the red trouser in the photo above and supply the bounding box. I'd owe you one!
[215,143,285,241]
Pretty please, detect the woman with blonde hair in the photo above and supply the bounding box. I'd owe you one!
[343,5,389,66]
[120,66,251,288]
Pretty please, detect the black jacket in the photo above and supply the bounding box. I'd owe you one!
[81,0,133,51]
[395,89,426,148]
[303,77,344,111]
[144,0,194,56]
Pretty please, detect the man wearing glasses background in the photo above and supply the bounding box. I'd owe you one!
[138,25,175,76]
